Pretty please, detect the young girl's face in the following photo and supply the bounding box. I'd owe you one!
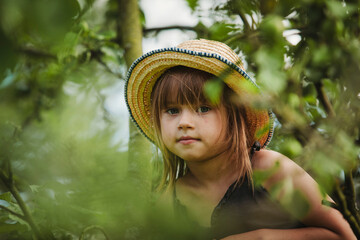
[159,102,228,162]
[151,66,253,184]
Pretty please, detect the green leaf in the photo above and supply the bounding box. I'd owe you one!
[282,189,310,219]
[0,192,12,203]
[312,45,330,66]
[209,22,234,41]
[260,15,286,45]
[29,185,40,193]
[203,79,224,105]
[303,82,316,96]
[279,138,303,159]
[255,122,270,140]
[268,178,310,219]
[322,78,338,100]
[0,222,27,234]
[326,1,357,19]
[255,49,286,93]
[186,0,199,11]
[8,213,30,230]
[57,31,80,60]
[288,93,300,108]
[253,161,280,187]
[305,102,327,121]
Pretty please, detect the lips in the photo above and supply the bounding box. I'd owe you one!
[177,136,199,145]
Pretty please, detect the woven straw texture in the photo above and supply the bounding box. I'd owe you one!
[125,39,274,147]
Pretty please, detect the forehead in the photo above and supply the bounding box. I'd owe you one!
[154,66,214,107]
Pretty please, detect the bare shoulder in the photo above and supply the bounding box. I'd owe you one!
[252,149,303,177]
[251,149,283,170]
[252,150,356,239]
[251,149,313,193]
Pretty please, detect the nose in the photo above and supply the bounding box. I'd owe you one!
[178,109,195,130]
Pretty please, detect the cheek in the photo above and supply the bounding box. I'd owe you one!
[160,127,167,142]
[159,119,171,141]
[215,114,229,141]
[160,127,173,151]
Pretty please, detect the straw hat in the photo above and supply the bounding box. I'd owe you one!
[125,39,274,148]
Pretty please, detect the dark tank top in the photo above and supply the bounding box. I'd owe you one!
[173,178,305,239]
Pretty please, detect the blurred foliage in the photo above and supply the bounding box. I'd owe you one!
[203,0,360,236]
[0,0,360,239]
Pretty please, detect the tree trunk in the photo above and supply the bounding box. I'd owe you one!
[117,0,151,187]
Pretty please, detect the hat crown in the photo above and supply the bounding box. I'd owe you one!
[177,39,245,71]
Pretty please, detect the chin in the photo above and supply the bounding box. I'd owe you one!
[181,156,205,162]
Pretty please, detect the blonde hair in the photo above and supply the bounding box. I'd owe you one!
[151,66,253,191]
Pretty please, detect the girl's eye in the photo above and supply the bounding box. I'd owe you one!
[198,106,211,113]
[166,108,179,115]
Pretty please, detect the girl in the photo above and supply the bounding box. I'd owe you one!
[125,39,355,240]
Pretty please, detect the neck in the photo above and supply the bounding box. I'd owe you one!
[184,150,237,189]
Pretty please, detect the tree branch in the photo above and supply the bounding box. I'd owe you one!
[238,11,251,31]
[18,47,57,60]
[0,126,46,239]
[224,31,260,46]
[143,25,196,34]
[0,170,45,239]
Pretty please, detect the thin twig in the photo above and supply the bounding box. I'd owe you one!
[84,46,122,78]
[91,79,112,123]
[314,81,335,117]
[344,171,360,224]
[333,180,360,238]
[79,225,109,240]
[92,52,122,79]
[21,95,42,130]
